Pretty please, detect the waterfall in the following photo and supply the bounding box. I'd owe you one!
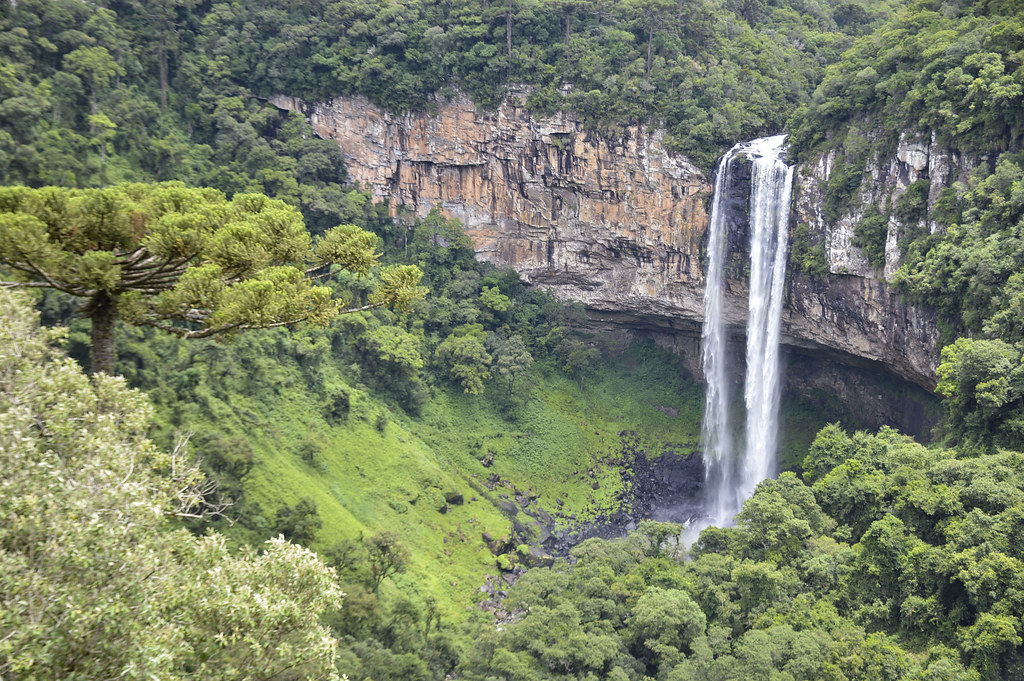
[700,143,740,528]
[694,135,794,533]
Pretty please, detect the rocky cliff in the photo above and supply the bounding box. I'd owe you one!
[269,93,942,393]
[793,130,973,280]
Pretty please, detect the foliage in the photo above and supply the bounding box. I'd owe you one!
[0,182,426,373]
[790,222,829,277]
[435,323,493,394]
[788,0,1024,160]
[896,154,1024,341]
[463,424,1024,680]
[854,205,889,269]
[7,4,1024,681]
[366,530,412,591]
[935,338,1024,451]
[0,289,343,680]
[0,0,892,181]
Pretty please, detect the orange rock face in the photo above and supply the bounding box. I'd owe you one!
[269,92,712,322]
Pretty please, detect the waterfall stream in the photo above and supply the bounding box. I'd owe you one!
[693,135,794,535]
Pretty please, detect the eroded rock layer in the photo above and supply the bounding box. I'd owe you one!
[270,93,940,391]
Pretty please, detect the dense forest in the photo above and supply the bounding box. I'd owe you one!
[2,0,1024,679]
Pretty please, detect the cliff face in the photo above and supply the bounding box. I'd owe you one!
[269,92,711,325]
[270,93,941,392]
[793,130,972,280]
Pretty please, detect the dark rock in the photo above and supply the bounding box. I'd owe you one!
[445,491,464,505]
[529,521,553,545]
[518,545,555,568]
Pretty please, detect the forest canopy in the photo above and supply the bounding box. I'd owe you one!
[0,288,344,680]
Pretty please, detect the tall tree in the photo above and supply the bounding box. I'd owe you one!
[62,46,124,128]
[622,0,675,79]
[556,0,593,54]
[0,183,426,374]
[123,0,200,112]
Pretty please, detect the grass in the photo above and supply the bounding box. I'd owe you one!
[161,340,707,614]
[137,329,910,617]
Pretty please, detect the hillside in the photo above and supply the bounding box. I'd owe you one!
[3,0,1024,679]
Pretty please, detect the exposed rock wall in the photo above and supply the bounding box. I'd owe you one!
[270,93,942,391]
[794,131,972,280]
[269,92,710,322]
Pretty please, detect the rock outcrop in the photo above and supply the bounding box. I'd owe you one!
[269,93,942,392]
[794,130,973,280]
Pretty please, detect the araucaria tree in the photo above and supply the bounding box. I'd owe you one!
[0,182,426,373]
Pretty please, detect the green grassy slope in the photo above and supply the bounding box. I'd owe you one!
[186,339,708,612]
[114,322,862,615]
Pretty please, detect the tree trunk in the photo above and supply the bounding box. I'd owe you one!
[647,21,654,79]
[506,0,513,59]
[565,15,571,54]
[87,74,98,133]
[90,292,117,375]
[159,33,169,113]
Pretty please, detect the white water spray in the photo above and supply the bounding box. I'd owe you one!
[699,142,740,528]
[692,135,794,535]
[741,137,794,504]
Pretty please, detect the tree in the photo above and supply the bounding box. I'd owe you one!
[620,0,675,79]
[554,335,600,389]
[0,288,344,680]
[124,0,200,112]
[0,183,426,374]
[275,497,324,545]
[435,323,493,394]
[936,337,1024,450]
[366,530,411,592]
[489,333,534,398]
[62,46,124,127]
[628,587,706,672]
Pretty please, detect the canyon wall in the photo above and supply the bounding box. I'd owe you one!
[269,93,942,392]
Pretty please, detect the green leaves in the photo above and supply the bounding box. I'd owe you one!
[313,223,381,274]
[370,264,430,312]
[435,323,492,394]
[936,337,1024,450]
[790,2,1024,159]
[0,183,427,369]
[0,289,344,680]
